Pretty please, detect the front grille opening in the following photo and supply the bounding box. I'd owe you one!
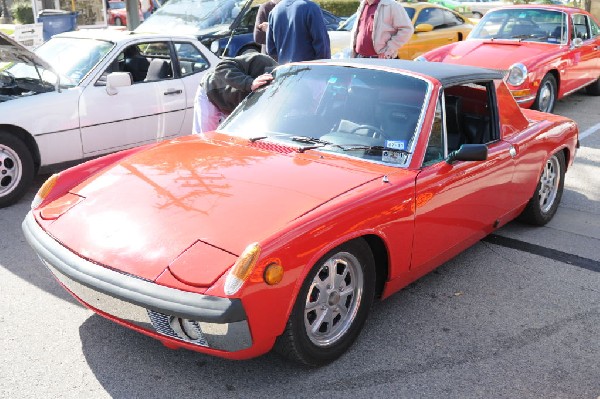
[147,310,209,347]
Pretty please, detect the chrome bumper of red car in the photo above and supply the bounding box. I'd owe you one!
[22,212,252,352]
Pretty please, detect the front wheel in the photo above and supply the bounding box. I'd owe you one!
[0,132,35,208]
[532,74,557,113]
[519,151,565,226]
[585,77,600,96]
[274,239,376,366]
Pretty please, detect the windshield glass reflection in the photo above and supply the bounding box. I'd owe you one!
[137,0,243,35]
[471,9,568,44]
[220,64,429,167]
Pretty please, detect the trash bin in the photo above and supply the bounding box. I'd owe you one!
[37,9,78,41]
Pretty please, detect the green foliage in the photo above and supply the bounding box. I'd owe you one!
[316,0,360,17]
[10,1,34,24]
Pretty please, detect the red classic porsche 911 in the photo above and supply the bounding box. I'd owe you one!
[417,5,600,113]
[23,59,578,366]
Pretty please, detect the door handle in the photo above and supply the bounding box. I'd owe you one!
[164,89,183,95]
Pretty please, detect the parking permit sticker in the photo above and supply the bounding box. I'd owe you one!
[386,140,407,150]
[382,150,408,165]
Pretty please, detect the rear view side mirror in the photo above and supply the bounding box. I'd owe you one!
[572,37,583,48]
[415,23,434,33]
[446,144,488,164]
[106,72,133,95]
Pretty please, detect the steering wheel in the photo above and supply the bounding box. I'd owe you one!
[349,124,390,140]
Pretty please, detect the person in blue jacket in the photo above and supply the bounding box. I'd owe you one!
[266,0,331,64]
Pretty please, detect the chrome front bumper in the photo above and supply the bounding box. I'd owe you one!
[22,212,252,352]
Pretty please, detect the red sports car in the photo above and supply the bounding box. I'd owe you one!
[23,60,578,366]
[417,5,600,113]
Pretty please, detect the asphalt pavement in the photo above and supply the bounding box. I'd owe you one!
[0,92,598,398]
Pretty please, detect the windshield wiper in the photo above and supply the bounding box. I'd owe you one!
[290,136,343,152]
[340,145,412,154]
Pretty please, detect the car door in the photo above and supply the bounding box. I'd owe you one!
[565,13,600,92]
[171,41,214,135]
[411,82,518,272]
[78,40,186,157]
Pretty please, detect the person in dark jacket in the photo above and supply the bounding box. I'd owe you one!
[193,53,277,134]
[253,0,281,54]
[266,0,330,64]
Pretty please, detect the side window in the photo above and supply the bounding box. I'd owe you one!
[442,10,463,27]
[96,41,174,85]
[443,82,496,154]
[590,17,600,38]
[572,14,591,40]
[416,8,445,28]
[423,96,444,166]
[174,42,210,77]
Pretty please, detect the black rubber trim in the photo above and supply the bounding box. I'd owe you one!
[484,234,600,273]
[22,212,247,322]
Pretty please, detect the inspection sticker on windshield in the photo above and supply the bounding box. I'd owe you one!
[386,140,407,150]
[382,150,408,165]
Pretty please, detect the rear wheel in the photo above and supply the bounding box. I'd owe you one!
[585,77,600,96]
[472,11,483,18]
[275,239,376,366]
[114,17,123,26]
[0,132,35,208]
[519,151,565,226]
[532,74,557,113]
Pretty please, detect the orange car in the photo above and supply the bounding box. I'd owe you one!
[329,2,474,60]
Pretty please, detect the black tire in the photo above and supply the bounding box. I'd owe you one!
[114,17,123,26]
[274,238,376,367]
[585,77,600,96]
[519,151,565,226]
[0,132,35,208]
[473,11,483,18]
[532,74,557,113]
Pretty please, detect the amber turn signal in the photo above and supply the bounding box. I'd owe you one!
[31,173,59,209]
[264,263,284,285]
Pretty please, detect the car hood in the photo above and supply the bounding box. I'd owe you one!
[437,39,557,70]
[44,136,383,285]
[0,31,54,71]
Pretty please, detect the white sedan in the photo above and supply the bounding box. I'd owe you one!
[0,30,218,207]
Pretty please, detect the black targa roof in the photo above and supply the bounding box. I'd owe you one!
[314,59,504,87]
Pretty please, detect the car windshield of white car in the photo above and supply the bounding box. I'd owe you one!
[33,37,114,87]
[219,64,429,167]
[136,0,243,35]
[471,9,568,44]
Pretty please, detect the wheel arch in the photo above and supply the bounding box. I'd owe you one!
[362,234,389,299]
[547,68,560,97]
[0,124,41,173]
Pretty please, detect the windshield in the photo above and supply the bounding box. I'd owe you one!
[338,7,415,31]
[136,0,245,35]
[220,64,429,167]
[6,37,113,88]
[470,8,568,44]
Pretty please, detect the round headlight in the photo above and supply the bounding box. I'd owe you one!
[210,40,220,53]
[506,63,528,87]
[414,55,428,62]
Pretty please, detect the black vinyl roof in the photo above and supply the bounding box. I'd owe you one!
[320,58,504,87]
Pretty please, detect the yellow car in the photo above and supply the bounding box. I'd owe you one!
[329,2,475,60]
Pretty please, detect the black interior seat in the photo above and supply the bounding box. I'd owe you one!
[445,95,464,153]
[145,59,172,82]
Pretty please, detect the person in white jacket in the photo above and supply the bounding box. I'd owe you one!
[351,0,414,59]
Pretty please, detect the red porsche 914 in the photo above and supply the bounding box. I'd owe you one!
[23,59,579,366]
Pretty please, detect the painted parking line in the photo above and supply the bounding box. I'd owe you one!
[580,122,600,141]
[483,234,600,273]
